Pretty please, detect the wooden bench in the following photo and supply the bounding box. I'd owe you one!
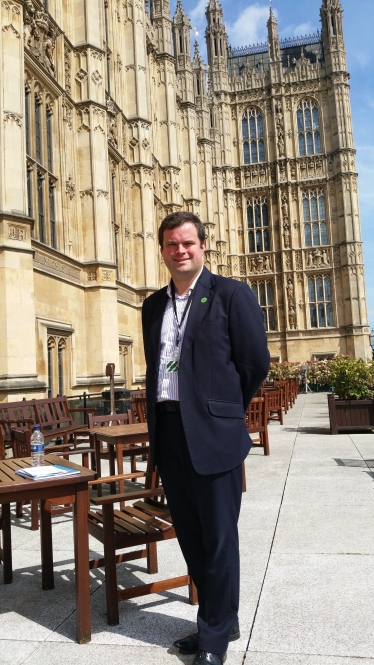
[33,396,94,446]
[88,455,197,625]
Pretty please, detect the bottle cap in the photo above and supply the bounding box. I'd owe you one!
[32,425,41,431]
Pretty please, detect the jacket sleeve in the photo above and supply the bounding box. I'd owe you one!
[228,282,270,411]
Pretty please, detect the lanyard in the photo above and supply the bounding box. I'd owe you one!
[170,280,195,349]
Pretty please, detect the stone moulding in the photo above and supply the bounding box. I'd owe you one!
[33,248,82,284]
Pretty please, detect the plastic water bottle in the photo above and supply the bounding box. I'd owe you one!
[30,426,45,467]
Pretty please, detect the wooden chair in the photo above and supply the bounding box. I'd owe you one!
[88,411,142,491]
[245,395,270,456]
[264,389,284,425]
[0,400,36,455]
[0,425,6,461]
[88,454,198,625]
[32,396,94,446]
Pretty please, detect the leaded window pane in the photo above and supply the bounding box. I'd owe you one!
[267,282,274,305]
[242,117,249,140]
[299,133,306,156]
[297,109,304,131]
[308,278,316,302]
[25,89,30,156]
[305,224,312,246]
[252,283,258,300]
[249,231,255,252]
[256,230,263,252]
[318,194,326,219]
[257,115,263,137]
[310,305,318,328]
[303,198,310,221]
[262,203,268,226]
[247,205,254,228]
[306,132,314,154]
[318,303,326,327]
[321,222,328,245]
[251,140,258,163]
[258,139,265,162]
[263,228,270,251]
[250,116,256,138]
[268,307,275,331]
[314,131,321,153]
[312,223,320,245]
[324,276,332,301]
[312,106,319,129]
[243,142,250,164]
[326,302,334,327]
[305,107,312,130]
[316,277,324,301]
[262,309,267,330]
[310,196,318,221]
[254,205,261,227]
[259,282,266,306]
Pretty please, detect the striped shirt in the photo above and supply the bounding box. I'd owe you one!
[157,270,202,402]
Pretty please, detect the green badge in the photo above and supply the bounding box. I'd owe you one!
[201,297,208,303]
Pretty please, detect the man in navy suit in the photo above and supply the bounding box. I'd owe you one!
[142,211,269,665]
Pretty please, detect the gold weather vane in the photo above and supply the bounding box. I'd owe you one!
[193,26,199,39]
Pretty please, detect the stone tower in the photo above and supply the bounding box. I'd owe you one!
[0,0,369,401]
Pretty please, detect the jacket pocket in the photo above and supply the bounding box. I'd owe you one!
[208,400,244,418]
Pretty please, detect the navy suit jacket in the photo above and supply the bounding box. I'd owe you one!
[142,267,270,475]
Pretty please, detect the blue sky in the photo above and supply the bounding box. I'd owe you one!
[171,0,374,331]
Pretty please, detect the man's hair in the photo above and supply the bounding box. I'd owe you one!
[158,211,206,248]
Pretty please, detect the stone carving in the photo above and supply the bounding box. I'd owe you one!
[249,255,272,274]
[239,256,246,276]
[97,189,109,198]
[102,270,113,281]
[76,67,88,82]
[129,137,139,149]
[24,1,56,76]
[275,101,285,158]
[66,176,75,199]
[281,192,291,249]
[107,100,118,148]
[91,70,103,84]
[64,41,71,94]
[244,165,266,187]
[3,111,22,127]
[80,188,94,198]
[288,304,296,330]
[295,251,303,270]
[87,270,97,281]
[333,246,341,267]
[8,224,26,241]
[306,248,330,268]
[299,157,324,180]
[142,138,150,150]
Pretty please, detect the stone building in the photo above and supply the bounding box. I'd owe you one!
[0,0,370,401]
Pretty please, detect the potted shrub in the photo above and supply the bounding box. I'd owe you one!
[306,359,332,392]
[328,356,374,434]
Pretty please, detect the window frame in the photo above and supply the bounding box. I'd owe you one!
[242,108,265,165]
[302,188,328,248]
[308,275,334,329]
[247,196,270,254]
[250,280,276,331]
[297,99,322,157]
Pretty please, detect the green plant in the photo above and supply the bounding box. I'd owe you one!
[306,359,332,386]
[268,361,301,381]
[329,356,374,400]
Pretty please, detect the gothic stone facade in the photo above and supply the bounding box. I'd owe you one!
[0,0,370,400]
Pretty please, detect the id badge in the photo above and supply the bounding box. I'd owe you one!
[166,348,179,373]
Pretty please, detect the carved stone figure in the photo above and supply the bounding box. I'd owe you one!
[288,304,296,330]
[24,1,56,77]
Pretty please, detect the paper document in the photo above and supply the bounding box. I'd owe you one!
[16,464,80,480]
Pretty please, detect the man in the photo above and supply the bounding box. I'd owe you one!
[142,211,270,665]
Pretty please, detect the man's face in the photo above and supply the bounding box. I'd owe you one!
[160,223,205,282]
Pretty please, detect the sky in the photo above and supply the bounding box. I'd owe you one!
[170,0,374,332]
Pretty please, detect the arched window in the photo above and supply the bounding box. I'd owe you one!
[58,339,66,396]
[303,189,328,247]
[242,108,265,165]
[247,197,270,253]
[250,281,276,331]
[308,276,334,328]
[47,336,56,398]
[297,100,321,156]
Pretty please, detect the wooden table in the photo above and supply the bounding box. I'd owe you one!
[89,423,149,501]
[0,454,95,644]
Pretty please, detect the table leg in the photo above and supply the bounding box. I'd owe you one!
[2,503,13,584]
[108,445,116,495]
[92,434,102,497]
[74,482,91,643]
[116,442,125,509]
[40,499,54,590]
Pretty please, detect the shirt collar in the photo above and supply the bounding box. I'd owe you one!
[166,267,203,299]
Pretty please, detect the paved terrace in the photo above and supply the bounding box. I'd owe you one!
[2,393,374,665]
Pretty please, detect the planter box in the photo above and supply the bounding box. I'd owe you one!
[328,394,374,434]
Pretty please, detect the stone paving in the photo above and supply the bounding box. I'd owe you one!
[2,392,374,664]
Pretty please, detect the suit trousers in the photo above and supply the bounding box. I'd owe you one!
[155,408,243,654]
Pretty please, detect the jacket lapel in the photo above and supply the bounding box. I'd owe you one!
[180,267,215,364]
[150,288,168,366]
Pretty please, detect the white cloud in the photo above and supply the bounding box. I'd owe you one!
[189,0,207,26]
[226,4,270,48]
